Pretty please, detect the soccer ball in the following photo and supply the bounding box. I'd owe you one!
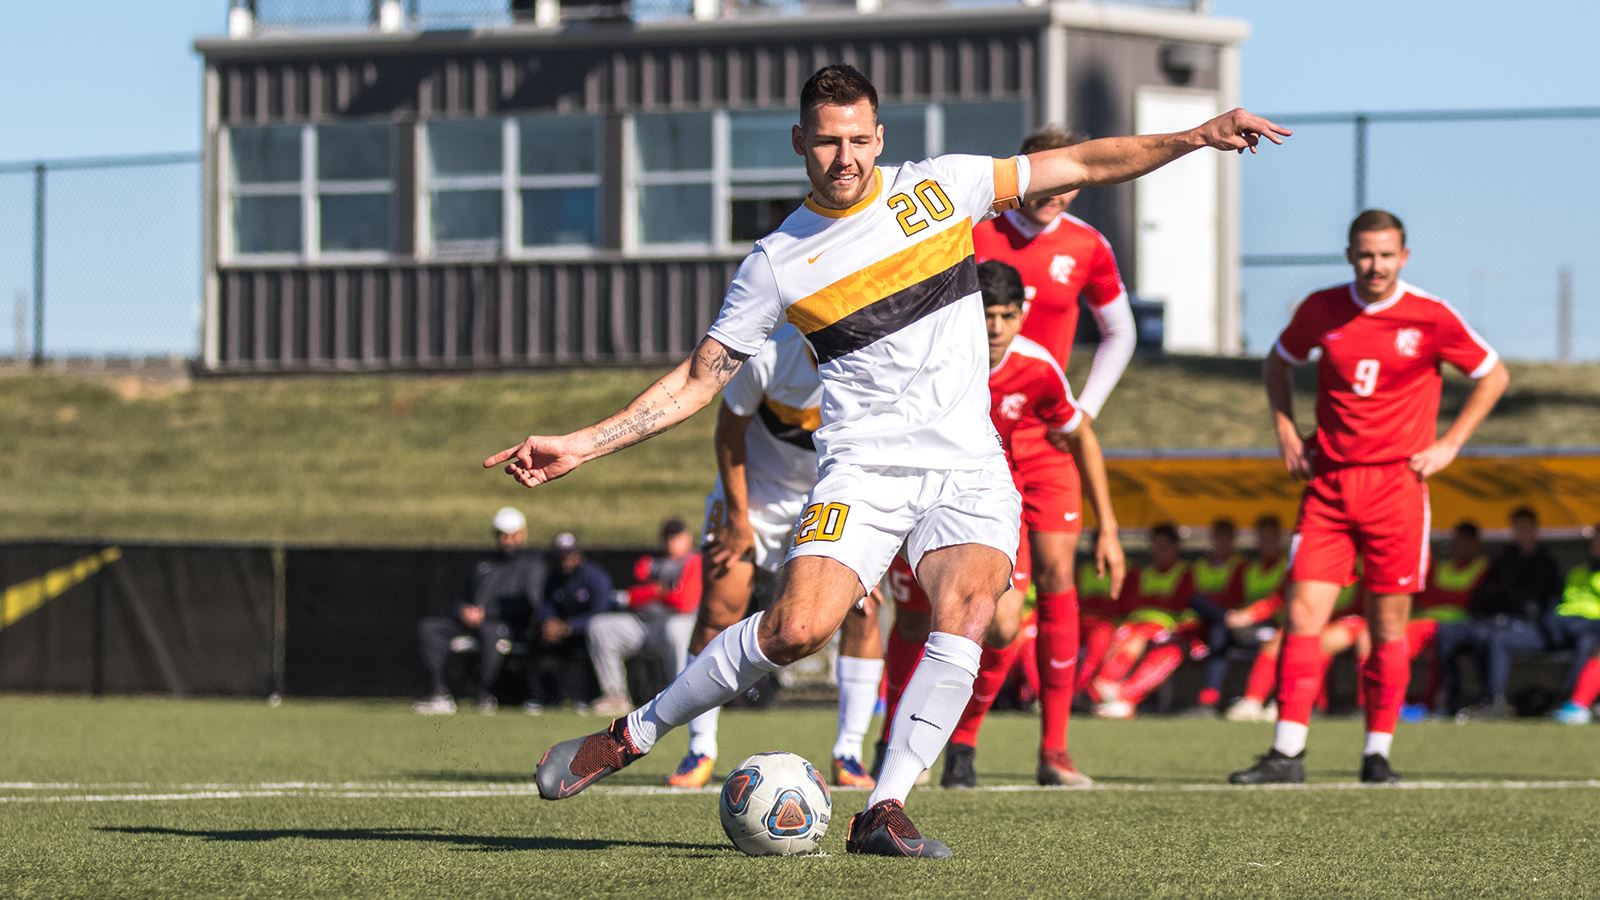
[718,751,831,856]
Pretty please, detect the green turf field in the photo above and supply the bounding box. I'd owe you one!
[2,358,1595,547]
[2,695,1596,897]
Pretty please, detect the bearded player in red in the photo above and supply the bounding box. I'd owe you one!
[971,126,1135,784]
[880,259,1125,787]
[1229,210,1508,785]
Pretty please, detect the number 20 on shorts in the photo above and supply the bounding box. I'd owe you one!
[793,502,850,545]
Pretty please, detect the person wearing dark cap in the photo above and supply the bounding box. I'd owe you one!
[529,531,617,712]
[587,518,703,717]
[415,507,548,715]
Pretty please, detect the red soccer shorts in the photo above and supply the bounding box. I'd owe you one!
[1010,430,1083,535]
[887,524,1030,617]
[1291,461,1431,595]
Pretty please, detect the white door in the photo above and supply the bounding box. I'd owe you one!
[1135,89,1220,354]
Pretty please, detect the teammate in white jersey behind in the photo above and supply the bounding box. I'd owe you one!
[664,323,885,791]
[486,64,1287,858]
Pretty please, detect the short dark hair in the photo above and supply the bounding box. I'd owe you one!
[1150,522,1181,544]
[1211,517,1236,536]
[660,517,689,540]
[1510,505,1538,525]
[1254,514,1282,531]
[1348,208,1406,247]
[978,260,1026,308]
[1453,520,1481,540]
[1020,125,1089,155]
[800,64,878,124]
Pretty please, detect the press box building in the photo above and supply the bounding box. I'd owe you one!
[194,0,1248,372]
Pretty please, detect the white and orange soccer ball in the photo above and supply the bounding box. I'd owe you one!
[717,751,831,856]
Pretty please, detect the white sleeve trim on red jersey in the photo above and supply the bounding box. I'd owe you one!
[1273,339,1309,366]
[1469,348,1500,380]
[1047,407,1085,437]
[1078,294,1135,418]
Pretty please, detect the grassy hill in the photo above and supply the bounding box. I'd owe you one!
[2,356,1595,547]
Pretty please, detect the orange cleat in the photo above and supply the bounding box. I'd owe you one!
[664,751,715,788]
[833,755,877,789]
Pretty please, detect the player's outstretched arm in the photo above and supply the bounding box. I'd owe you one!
[1263,352,1313,480]
[1023,108,1290,201]
[1049,421,1125,597]
[1410,359,1509,479]
[484,336,748,488]
[706,402,757,574]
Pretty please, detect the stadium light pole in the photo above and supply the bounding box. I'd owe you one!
[31,162,44,369]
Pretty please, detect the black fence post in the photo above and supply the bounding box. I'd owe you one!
[31,162,45,368]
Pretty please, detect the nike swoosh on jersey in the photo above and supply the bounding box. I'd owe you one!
[807,250,826,264]
[1063,512,1080,522]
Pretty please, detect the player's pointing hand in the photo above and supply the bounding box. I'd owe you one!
[1196,108,1292,154]
[483,434,584,488]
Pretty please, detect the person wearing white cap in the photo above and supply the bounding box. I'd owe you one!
[414,507,547,714]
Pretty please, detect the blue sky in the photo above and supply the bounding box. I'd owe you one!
[1,0,1597,356]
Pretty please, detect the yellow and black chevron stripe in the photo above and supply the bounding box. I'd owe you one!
[757,398,821,451]
[784,219,977,363]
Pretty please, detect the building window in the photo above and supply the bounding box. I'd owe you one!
[628,100,1025,253]
[423,114,601,257]
[227,122,395,261]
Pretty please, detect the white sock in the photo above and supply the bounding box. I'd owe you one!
[832,656,885,761]
[1363,731,1394,758]
[867,632,981,807]
[684,655,721,758]
[1273,720,1309,757]
[627,613,778,754]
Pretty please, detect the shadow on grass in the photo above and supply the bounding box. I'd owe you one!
[96,826,723,854]
[401,770,534,784]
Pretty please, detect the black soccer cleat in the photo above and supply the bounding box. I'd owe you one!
[1227,748,1306,785]
[939,742,977,789]
[845,799,952,859]
[1359,753,1402,784]
[535,718,644,800]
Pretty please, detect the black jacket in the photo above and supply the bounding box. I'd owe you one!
[540,558,617,637]
[466,549,548,627]
[1470,544,1563,621]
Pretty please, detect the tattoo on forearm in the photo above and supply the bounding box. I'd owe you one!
[592,405,670,452]
[697,342,747,386]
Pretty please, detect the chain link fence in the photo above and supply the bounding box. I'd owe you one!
[4,107,1596,365]
[0,154,200,367]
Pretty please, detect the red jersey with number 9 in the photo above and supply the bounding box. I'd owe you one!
[1274,281,1497,466]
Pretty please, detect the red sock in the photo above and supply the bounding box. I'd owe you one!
[1035,589,1079,753]
[1198,686,1221,708]
[1572,656,1600,708]
[1097,636,1140,686]
[1352,648,1370,710]
[951,640,1021,745]
[1017,615,1040,702]
[1363,639,1410,735]
[1276,633,1324,726]
[1243,648,1278,703]
[1075,618,1114,694]
[1121,644,1184,706]
[881,627,925,735]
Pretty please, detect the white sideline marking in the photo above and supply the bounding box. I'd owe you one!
[2,779,1598,804]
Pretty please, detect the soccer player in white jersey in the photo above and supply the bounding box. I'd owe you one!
[487,64,1287,858]
[664,323,885,790]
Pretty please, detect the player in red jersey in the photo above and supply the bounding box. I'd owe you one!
[879,259,1124,788]
[971,126,1135,781]
[1229,210,1508,786]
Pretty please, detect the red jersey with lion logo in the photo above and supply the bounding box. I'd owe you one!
[989,334,1082,455]
[1274,281,1497,467]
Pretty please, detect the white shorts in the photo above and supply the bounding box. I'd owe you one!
[786,459,1021,594]
[702,476,807,573]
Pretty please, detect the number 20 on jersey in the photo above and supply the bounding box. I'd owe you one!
[888,180,955,237]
